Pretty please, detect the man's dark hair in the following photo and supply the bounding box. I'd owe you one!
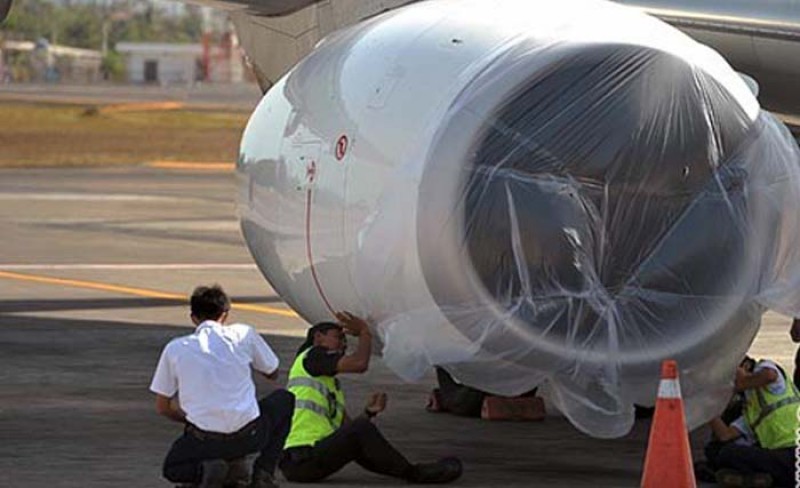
[296,321,342,355]
[190,285,231,322]
[740,355,756,373]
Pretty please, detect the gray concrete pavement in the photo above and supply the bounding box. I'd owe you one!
[0,166,794,487]
[0,83,262,112]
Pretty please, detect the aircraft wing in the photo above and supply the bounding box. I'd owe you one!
[184,0,322,16]
[616,0,800,40]
[187,0,419,91]
[616,0,800,119]
[1,0,13,23]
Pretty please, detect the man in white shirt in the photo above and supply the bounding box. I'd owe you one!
[150,285,294,488]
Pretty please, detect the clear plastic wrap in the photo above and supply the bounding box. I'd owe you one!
[238,0,800,437]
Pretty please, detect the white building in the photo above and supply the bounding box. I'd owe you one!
[116,42,202,85]
[0,39,102,83]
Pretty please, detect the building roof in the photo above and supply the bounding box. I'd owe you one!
[0,40,101,59]
[116,42,203,56]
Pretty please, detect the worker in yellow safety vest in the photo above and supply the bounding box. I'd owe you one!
[712,356,800,488]
[278,312,463,484]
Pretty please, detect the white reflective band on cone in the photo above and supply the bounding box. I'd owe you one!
[657,379,682,399]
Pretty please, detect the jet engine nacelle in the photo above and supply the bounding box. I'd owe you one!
[238,0,800,437]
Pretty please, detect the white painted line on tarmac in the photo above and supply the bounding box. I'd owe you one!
[147,161,235,171]
[109,220,240,231]
[0,264,258,271]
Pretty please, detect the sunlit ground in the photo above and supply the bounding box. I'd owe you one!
[0,102,248,167]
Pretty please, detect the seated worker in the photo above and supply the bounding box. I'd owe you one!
[427,367,543,421]
[712,356,800,488]
[279,312,463,484]
[694,379,753,483]
[149,285,294,488]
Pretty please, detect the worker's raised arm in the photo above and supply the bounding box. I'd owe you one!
[335,312,372,374]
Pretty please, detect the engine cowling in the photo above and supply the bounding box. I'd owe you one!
[237,0,800,437]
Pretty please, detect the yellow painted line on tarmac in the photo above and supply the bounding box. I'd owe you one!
[100,101,185,113]
[147,161,236,171]
[0,270,298,318]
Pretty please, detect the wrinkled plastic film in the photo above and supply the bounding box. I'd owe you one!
[238,0,800,438]
[381,42,800,436]
[366,9,800,436]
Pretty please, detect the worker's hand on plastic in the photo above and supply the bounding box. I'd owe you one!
[791,318,800,343]
[734,365,749,390]
[365,391,387,416]
[336,311,370,337]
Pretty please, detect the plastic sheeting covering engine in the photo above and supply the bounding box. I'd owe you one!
[237,0,800,438]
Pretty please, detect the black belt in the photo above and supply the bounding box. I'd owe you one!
[186,418,259,441]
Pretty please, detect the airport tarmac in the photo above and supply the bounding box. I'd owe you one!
[0,83,262,112]
[0,165,796,487]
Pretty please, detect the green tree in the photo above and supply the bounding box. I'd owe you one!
[1,0,205,49]
[101,50,125,81]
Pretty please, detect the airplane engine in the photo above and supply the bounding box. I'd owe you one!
[237,0,800,437]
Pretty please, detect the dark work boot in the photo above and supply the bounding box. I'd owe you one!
[409,457,463,484]
[715,468,773,488]
[250,469,279,488]
[223,457,250,488]
[199,460,229,488]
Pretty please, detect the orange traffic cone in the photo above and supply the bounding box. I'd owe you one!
[640,360,696,488]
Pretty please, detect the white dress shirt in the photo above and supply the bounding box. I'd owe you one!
[150,320,280,433]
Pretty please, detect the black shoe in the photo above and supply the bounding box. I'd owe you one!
[693,460,716,483]
[746,473,773,488]
[716,468,773,488]
[223,457,250,488]
[409,457,463,484]
[199,460,229,488]
[250,469,279,488]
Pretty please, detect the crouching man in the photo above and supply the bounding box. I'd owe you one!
[149,285,294,488]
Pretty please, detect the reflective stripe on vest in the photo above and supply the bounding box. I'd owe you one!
[284,349,346,449]
[288,377,346,419]
[749,389,800,432]
[743,363,800,449]
[294,399,332,419]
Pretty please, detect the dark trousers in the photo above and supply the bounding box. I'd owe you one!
[716,444,796,487]
[163,390,295,484]
[279,417,413,483]
[435,367,486,417]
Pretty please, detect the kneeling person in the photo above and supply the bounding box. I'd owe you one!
[280,312,462,484]
[150,285,294,488]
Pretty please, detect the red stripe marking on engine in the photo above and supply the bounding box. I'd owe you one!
[305,180,336,317]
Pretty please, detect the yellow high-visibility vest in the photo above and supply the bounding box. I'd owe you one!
[743,362,800,449]
[283,349,346,449]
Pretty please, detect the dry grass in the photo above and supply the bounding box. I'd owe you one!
[0,102,249,167]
